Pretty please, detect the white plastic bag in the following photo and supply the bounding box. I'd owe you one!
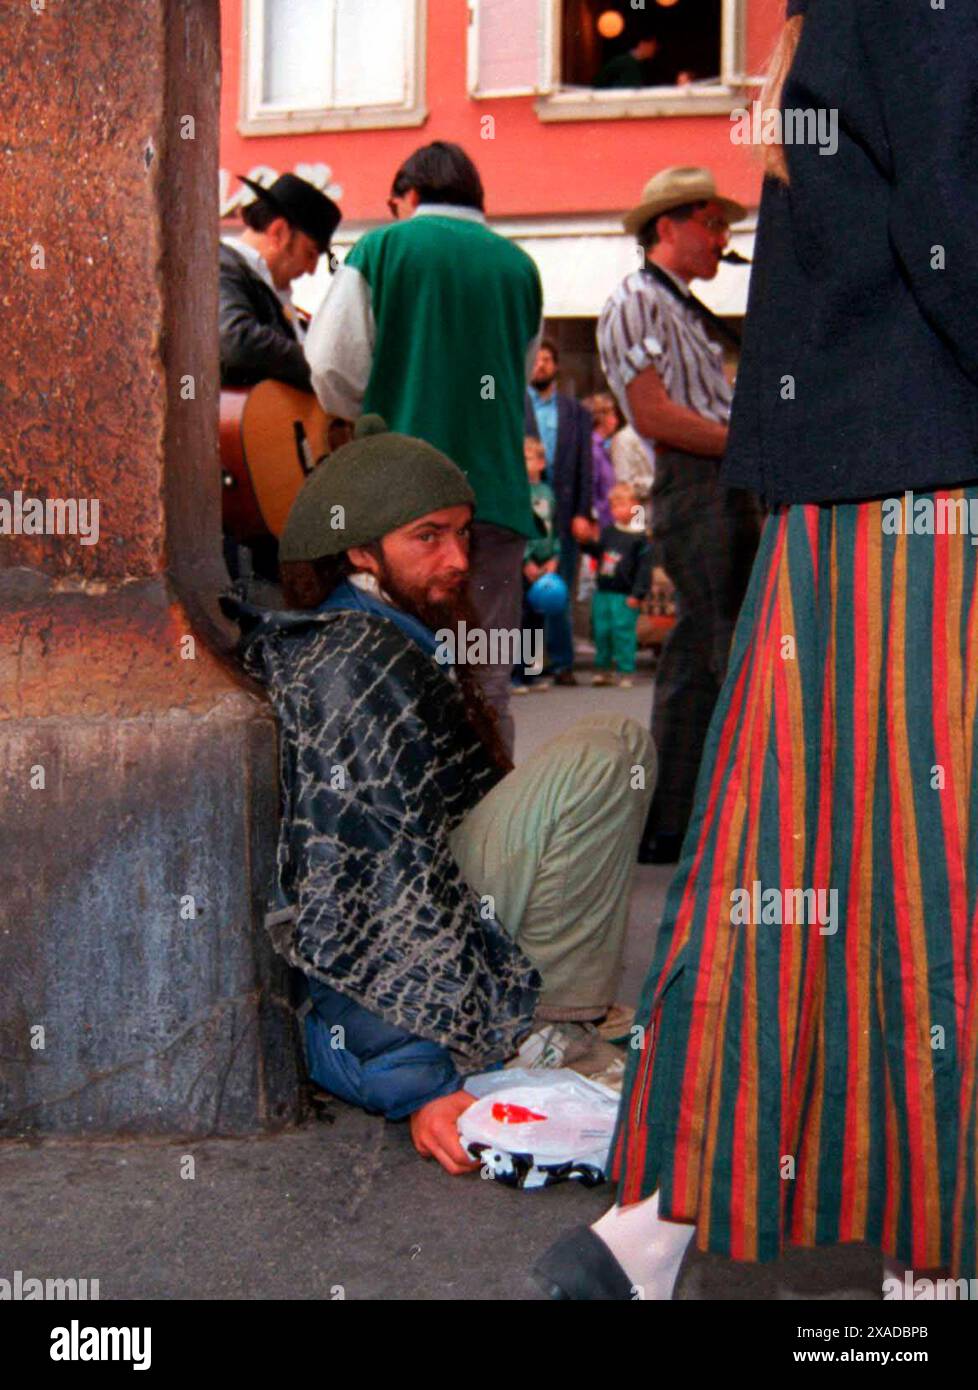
[459,1068,620,1190]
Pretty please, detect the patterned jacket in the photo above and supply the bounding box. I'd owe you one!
[229,598,540,1067]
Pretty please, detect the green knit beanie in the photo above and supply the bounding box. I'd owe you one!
[278,415,475,562]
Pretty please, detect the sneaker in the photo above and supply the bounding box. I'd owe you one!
[591,672,612,687]
[529,679,552,692]
[553,671,578,687]
[510,1022,625,1080]
[617,676,635,689]
[510,1021,600,1070]
[511,683,530,696]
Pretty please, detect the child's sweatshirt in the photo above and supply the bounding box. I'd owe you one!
[582,524,653,598]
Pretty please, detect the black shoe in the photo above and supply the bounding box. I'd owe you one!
[553,670,578,687]
[531,1225,635,1301]
[637,832,683,865]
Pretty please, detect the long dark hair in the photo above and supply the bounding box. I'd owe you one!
[279,554,513,775]
[280,554,354,610]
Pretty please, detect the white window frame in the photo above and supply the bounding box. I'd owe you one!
[468,0,759,120]
[240,0,428,135]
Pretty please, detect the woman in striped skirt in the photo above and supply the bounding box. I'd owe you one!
[534,0,978,1298]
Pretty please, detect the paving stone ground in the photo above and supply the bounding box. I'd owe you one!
[1,660,882,1300]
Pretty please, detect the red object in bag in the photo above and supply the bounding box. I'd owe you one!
[491,1101,547,1125]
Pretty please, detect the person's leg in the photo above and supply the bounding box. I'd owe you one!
[591,1191,695,1299]
[610,592,638,674]
[304,984,461,1120]
[544,537,578,676]
[512,583,532,688]
[468,522,526,755]
[643,486,761,850]
[449,713,656,1017]
[523,584,546,683]
[642,527,720,848]
[591,590,613,671]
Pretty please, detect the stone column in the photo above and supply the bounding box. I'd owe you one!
[0,0,301,1134]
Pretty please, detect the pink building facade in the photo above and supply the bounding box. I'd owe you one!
[220,0,785,384]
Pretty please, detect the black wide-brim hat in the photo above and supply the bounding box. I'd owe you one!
[238,173,341,253]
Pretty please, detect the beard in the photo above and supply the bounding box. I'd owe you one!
[373,555,513,773]
[531,370,556,391]
[374,558,479,635]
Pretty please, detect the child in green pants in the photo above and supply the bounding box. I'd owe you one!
[580,483,653,688]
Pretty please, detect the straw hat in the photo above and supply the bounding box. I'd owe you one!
[623,166,746,237]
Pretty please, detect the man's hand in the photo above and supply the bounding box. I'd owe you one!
[626,596,642,609]
[524,561,541,583]
[570,516,594,544]
[409,1090,480,1175]
[544,558,560,575]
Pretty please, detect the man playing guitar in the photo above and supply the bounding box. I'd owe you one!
[220,174,342,581]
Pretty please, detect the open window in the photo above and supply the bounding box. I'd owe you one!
[468,0,752,120]
[563,0,722,89]
[240,0,427,134]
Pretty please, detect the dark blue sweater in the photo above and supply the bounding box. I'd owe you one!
[723,0,978,505]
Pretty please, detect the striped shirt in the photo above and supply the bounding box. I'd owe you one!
[597,268,732,436]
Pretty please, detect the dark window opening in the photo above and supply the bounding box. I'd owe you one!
[561,0,723,90]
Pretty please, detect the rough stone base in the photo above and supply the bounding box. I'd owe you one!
[0,575,300,1136]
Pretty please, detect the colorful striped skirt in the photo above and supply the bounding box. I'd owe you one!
[613,492,978,1280]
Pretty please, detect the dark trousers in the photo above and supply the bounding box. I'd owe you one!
[469,521,526,758]
[543,536,579,674]
[643,451,761,846]
[513,581,546,685]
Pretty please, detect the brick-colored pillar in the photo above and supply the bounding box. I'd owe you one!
[0,0,301,1134]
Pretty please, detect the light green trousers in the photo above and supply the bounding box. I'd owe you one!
[449,714,656,1020]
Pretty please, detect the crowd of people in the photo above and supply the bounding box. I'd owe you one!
[217,0,978,1303]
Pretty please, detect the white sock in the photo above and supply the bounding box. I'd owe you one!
[591,1190,695,1300]
[882,1254,909,1299]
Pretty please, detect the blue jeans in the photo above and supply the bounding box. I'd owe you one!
[544,539,578,674]
[303,979,461,1121]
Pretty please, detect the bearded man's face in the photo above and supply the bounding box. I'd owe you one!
[350,505,477,630]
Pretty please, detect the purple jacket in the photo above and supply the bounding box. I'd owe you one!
[591,433,617,529]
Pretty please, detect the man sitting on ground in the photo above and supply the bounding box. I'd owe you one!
[225,417,656,1175]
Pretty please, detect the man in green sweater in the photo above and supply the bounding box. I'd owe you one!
[304,142,543,754]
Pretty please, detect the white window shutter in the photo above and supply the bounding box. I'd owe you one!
[468,0,550,97]
[261,0,333,108]
[334,0,412,108]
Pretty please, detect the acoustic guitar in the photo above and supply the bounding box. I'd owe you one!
[220,380,352,544]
